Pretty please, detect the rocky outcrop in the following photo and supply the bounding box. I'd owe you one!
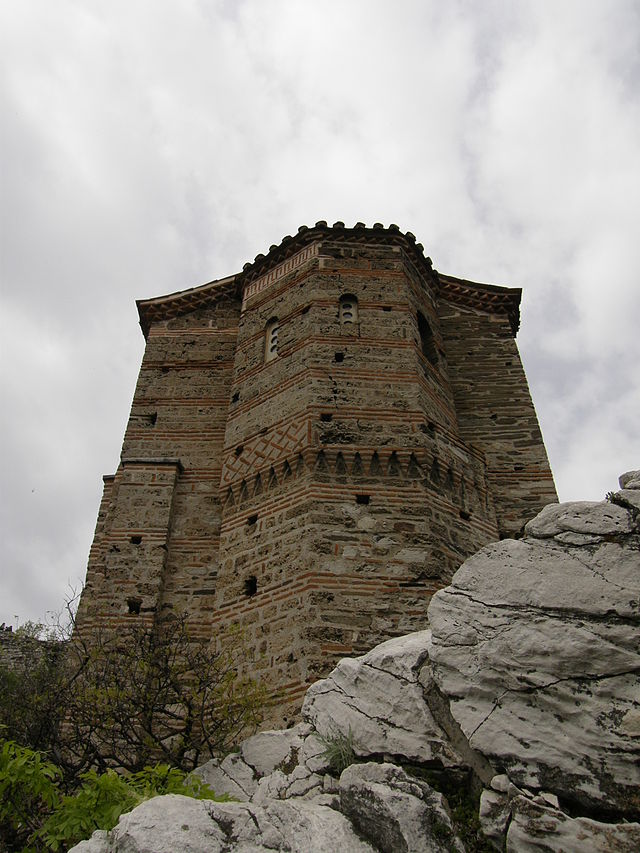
[70,471,640,852]
[428,477,640,819]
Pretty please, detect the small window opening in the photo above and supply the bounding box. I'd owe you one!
[334,352,344,363]
[247,513,258,526]
[301,305,310,315]
[127,597,141,615]
[235,445,244,456]
[382,305,392,312]
[356,494,370,505]
[231,392,240,403]
[265,318,279,362]
[244,575,258,597]
[161,366,170,374]
[320,413,333,422]
[339,294,358,325]
[130,535,142,545]
[417,311,439,365]
[459,510,471,521]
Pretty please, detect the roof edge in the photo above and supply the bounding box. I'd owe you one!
[135,223,521,337]
[437,272,521,335]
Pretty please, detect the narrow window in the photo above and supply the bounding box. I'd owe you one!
[339,294,358,325]
[265,318,279,362]
[127,597,141,615]
[417,311,438,365]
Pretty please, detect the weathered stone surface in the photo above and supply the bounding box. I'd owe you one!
[524,499,633,537]
[69,831,109,853]
[302,631,462,766]
[70,793,376,853]
[506,795,640,852]
[429,496,640,816]
[614,488,640,511]
[240,723,310,777]
[339,762,464,853]
[481,782,640,852]
[252,762,325,803]
[620,469,640,489]
[193,752,257,801]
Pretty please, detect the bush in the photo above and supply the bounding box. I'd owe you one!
[62,617,267,775]
[0,737,61,851]
[0,608,267,778]
[0,624,67,756]
[315,726,356,775]
[0,736,226,852]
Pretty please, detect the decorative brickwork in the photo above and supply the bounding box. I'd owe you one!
[75,222,557,725]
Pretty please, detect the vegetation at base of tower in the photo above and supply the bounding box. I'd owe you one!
[315,725,356,775]
[0,736,227,852]
[0,622,68,758]
[0,602,267,779]
[62,616,267,776]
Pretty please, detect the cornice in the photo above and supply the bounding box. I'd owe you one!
[136,221,521,337]
[436,273,521,335]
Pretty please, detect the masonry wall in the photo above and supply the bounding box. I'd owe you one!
[439,302,557,537]
[76,296,241,635]
[212,240,502,722]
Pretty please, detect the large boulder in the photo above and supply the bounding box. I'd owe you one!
[428,479,640,817]
[302,630,462,768]
[339,762,465,853]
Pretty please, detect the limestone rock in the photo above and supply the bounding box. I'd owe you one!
[240,723,309,776]
[523,499,633,537]
[481,784,640,852]
[68,831,109,853]
[69,793,376,853]
[339,762,465,853]
[193,752,257,801]
[620,469,640,489]
[506,795,640,852]
[302,631,462,767]
[429,495,640,816]
[252,761,325,803]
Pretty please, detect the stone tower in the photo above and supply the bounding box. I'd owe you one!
[76,221,557,721]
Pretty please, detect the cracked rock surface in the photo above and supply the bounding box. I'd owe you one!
[70,793,376,852]
[339,762,465,853]
[302,631,462,767]
[428,481,640,817]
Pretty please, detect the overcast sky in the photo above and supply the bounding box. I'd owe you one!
[1,0,638,628]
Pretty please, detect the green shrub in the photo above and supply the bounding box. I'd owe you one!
[0,737,61,851]
[0,736,227,852]
[38,769,138,851]
[315,726,356,775]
